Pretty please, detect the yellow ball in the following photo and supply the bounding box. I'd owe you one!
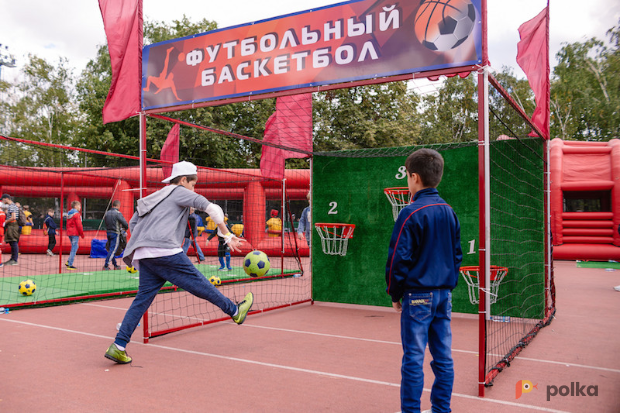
[18,279,36,296]
[209,275,222,286]
[127,266,137,274]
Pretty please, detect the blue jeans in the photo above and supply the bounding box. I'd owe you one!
[67,236,79,266]
[114,252,237,348]
[400,289,454,413]
[104,232,119,268]
[182,237,205,261]
[9,241,19,262]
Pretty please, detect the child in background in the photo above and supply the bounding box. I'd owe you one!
[43,209,58,256]
[65,201,84,270]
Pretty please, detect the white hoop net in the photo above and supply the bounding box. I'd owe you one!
[314,223,355,256]
[460,266,508,305]
[384,188,411,221]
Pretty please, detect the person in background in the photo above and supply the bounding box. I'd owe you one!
[195,212,205,236]
[266,209,282,237]
[21,205,34,235]
[1,194,20,266]
[182,207,206,262]
[104,200,129,270]
[207,214,233,271]
[0,204,6,267]
[43,208,58,256]
[297,192,311,247]
[65,201,84,270]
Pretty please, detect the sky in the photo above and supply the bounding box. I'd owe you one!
[1,0,619,81]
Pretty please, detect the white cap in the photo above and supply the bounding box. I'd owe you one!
[162,161,198,183]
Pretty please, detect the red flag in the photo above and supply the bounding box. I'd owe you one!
[516,5,550,139]
[161,124,180,179]
[261,94,313,180]
[99,0,143,124]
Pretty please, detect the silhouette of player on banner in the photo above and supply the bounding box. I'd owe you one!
[143,47,181,101]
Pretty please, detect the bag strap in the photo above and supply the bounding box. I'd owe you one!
[141,186,181,217]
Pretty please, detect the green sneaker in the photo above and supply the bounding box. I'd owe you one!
[105,343,132,364]
[232,292,254,325]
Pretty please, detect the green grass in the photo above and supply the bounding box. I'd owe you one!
[1,265,300,306]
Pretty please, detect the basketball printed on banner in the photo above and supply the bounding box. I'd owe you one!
[414,0,477,52]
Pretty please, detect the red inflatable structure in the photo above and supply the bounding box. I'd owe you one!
[0,166,310,257]
[550,138,620,260]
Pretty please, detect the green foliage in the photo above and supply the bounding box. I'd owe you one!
[313,81,422,151]
[3,16,620,171]
[419,75,479,143]
[0,55,79,166]
[551,23,620,140]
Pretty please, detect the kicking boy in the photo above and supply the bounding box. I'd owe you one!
[105,161,253,364]
[385,149,462,413]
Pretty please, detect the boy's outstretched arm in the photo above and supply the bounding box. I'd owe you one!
[205,202,244,252]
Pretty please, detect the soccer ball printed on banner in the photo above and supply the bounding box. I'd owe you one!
[415,0,476,51]
[208,275,222,286]
[18,280,36,296]
[243,250,270,278]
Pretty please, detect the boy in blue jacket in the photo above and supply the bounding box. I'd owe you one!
[43,208,58,256]
[386,149,462,413]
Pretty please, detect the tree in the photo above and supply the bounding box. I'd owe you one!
[419,75,478,144]
[0,55,79,167]
[313,81,422,151]
[551,23,620,141]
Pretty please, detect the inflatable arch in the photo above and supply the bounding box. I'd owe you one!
[0,166,310,256]
[550,138,620,260]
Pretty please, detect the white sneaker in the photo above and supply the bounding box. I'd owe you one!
[46,250,54,256]
[422,410,433,413]
[614,285,620,292]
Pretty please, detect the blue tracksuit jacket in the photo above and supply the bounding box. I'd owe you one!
[385,187,463,303]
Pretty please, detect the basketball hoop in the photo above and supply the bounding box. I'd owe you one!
[459,265,508,305]
[314,223,355,256]
[384,187,412,221]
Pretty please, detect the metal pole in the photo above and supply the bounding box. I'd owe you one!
[139,112,149,343]
[281,178,286,274]
[477,66,490,397]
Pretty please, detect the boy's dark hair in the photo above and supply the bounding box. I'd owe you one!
[71,200,81,208]
[405,149,444,187]
[48,208,54,213]
[170,174,198,185]
[112,200,121,208]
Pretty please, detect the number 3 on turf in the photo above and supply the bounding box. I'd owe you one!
[328,202,338,215]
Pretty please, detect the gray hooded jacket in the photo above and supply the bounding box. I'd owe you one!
[122,185,211,266]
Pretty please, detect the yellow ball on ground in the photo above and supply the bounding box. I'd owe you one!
[18,279,36,296]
